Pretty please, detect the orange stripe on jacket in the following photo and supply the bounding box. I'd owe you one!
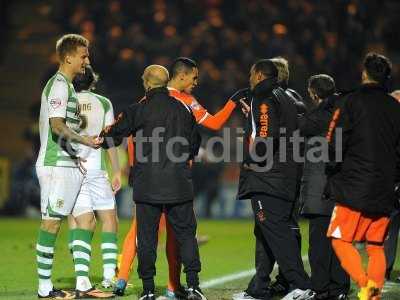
[326,108,341,143]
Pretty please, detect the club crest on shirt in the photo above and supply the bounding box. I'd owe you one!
[56,198,64,208]
[50,98,62,109]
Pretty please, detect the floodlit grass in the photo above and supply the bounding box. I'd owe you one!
[0,218,399,299]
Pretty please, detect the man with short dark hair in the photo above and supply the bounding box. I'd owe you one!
[233,59,313,300]
[168,57,244,129]
[239,57,308,298]
[299,74,350,300]
[327,53,400,300]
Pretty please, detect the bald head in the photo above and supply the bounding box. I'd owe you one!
[142,65,169,91]
[391,90,400,102]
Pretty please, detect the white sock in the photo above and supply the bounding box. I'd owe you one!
[103,266,116,281]
[76,276,92,291]
[38,279,53,296]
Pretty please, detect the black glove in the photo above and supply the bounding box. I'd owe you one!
[230,88,250,104]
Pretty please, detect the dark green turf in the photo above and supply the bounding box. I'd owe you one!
[0,218,399,299]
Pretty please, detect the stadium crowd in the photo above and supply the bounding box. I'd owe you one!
[50,0,400,110]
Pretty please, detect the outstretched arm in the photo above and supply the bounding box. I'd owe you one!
[100,104,140,148]
[197,88,249,130]
[200,100,236,130]
[50,118,99,148]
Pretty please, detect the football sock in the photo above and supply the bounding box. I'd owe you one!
[101,231,118,280]
[332,238,368,287]
[366,244,386,288]
[36,229,56,296]
[72,228,94,291]
[118,219,137,281]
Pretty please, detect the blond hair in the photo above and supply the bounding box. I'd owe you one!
[271,57,289,86]
[56,34,89,62]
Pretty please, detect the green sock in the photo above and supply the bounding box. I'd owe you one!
[36,229,57,281]
[101,231,118,280]
[72,228,94,289]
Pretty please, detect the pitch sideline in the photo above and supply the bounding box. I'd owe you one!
[200,255,396,298]
[200,255,308,289]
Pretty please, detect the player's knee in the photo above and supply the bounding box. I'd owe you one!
[40,219,61,234]
[74,211,96,231]
[99,210,118,232]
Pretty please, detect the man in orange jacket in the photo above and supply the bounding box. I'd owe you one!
[114,57,248,298]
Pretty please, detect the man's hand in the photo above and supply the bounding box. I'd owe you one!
[230,88,250,104]
[82,136,103,149]
[112,171,122,195]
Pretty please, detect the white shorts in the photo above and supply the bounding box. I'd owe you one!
[36,166,84,219]
[72,169,115,217]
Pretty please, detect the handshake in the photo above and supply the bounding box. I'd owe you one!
[82,135,104,149]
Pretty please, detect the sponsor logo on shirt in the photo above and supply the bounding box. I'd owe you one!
[259,103,269,137]
[50,98,62,109]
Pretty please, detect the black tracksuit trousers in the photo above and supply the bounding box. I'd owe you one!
[308,216,350,297]
[246,193,311,298]
[136,200,201,292]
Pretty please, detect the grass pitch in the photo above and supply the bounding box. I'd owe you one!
[0,218,399,299]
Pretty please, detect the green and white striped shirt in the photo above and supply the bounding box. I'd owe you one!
[77,91,114,171]
[36,72,81,167]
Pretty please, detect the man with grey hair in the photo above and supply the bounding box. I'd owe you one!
[270,56,306,114]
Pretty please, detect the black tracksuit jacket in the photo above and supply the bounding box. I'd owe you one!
[238,78,299,201]
[100,87,201,204]
[329,83,400,216]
